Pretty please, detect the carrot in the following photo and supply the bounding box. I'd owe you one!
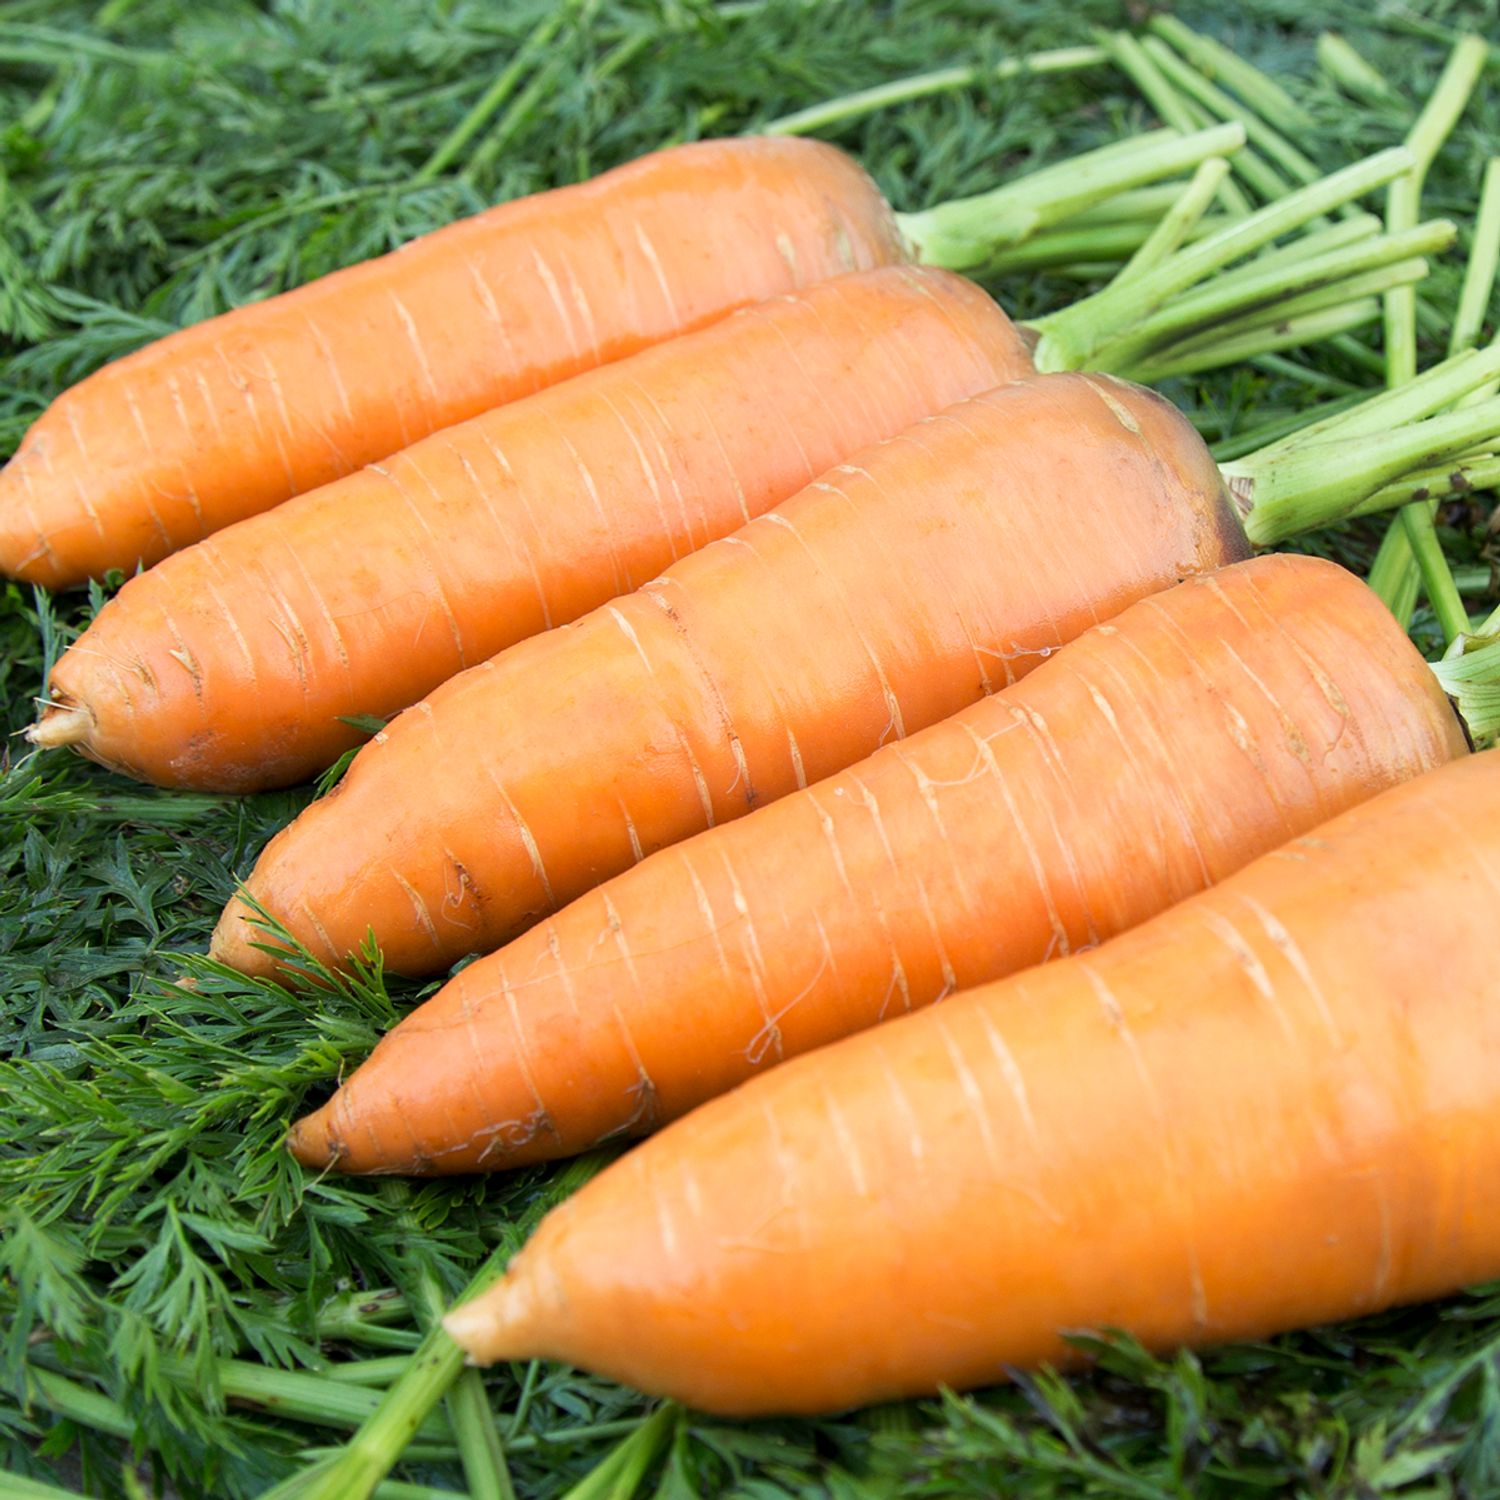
[284,553,1467,1175]
[212,358,1500,983]
[441,749,1500,1416]
[30,267,1033,790]
[0,125,1246,591]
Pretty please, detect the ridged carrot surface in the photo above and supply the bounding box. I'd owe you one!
[0,137,904,590]
[287,554,1466,1175]
[443,751,1500,1416]
[36,267,1031,790]
[213,371,1246,980]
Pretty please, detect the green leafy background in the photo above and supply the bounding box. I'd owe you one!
[3,1,1499,1496]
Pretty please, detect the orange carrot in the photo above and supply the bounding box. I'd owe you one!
[285,553,1467,1175]
[0,137,905,590]
[30,267,1032,790]
[212,371,1245,979]
[442,750,1500,1416]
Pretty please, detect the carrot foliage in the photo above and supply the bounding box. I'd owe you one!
[2,1,1499,1496]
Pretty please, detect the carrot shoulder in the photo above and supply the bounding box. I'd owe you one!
[444,750,1500,1415]
[34,267,1031,790]
[0,137,904,590]
[212,371,1243,979]
[286,553,1467,1175]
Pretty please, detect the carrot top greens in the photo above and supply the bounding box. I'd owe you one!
[3,2,1499,1498]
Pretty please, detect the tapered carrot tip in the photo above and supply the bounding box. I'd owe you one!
[443,1273,549,1365]
[285,1107,335,1169]
[207,905,283,980]
[27,704,91,750]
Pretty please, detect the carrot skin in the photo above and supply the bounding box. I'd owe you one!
[443,751,1500,1416]
[214,372,1244,980]
[0,137,905,590]
[286,554,1466,1174]
[39,268,1031,790]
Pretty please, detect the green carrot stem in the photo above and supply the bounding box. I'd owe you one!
[448,1368,516,1500]
[1099,29,1204,132]
[897,123,1244,270]
[1147,15,1314,131]
[1373,34,1490,627]
[1030,145,1413,371]
[1253,343,1500,455]
[1367,530,1423,625]
[1317,31,1403,106]
[1431,636,1500,739]
[414,5,572,181]
[1151,262,1427,361]
[1240,213,1380,276]
[1227,222,1385,381]
[1401,505,1472,643]
[1064,184,1193,225]
[981,221,1185,276]
[1112,157,1229,285]
[1138,36,1324,197]
[1454,161,1500,403]
[22,1353,463,1456]
[1128,301,1382,383]
[1197,133,1290,208]
[408,1259,515,1500]
[1095,30,1254,216]
[1343,454,1500,521]
[1141,219,1448,328]
[1385,35,1490,387]
[1249,355,1362,394]
[1209,391,1367,461]
[325,1357,416,1386]
[316,1286,415,1347]
[760,44,1107,136]
[559,1405,679,1500]
[1231,396,1500,545]
[1329,331,1389,377]
[165,1353,455,1440]
[23,1366,133,1440]
[1082,221,1451,375]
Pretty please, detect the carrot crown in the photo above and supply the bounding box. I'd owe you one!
[1221,342,1500,545]
[1432,597,1500,742]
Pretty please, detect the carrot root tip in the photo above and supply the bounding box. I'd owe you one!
[285,1110,334,1169]
[442,1299,499,1363]
[27,704,92,750]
